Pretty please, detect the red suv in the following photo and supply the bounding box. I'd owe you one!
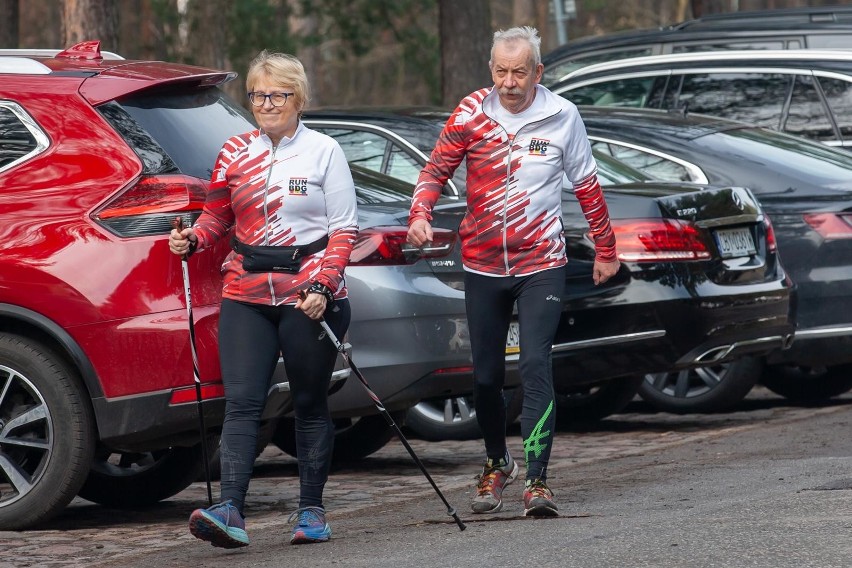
[0,41,295,529]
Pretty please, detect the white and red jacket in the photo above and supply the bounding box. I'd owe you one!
[192,122,358,305]
[409,84,615,276]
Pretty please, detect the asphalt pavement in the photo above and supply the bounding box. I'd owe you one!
[2,388,851,568]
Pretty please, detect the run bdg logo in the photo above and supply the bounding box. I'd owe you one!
[288,177,308,195]
[529,138,550,156]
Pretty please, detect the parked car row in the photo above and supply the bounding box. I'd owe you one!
[302,107,798,436]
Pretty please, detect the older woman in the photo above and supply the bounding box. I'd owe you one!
[170,50,358,548]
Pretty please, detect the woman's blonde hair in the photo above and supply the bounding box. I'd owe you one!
[246,50,310,111]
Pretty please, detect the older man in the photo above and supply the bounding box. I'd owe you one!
[407,26,619,517]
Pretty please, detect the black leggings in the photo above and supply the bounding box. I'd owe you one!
[465,267,565,481]
[217,297,350,514]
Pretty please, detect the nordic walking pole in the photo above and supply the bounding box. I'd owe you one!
[299,293,466,531]
[172,216,214,507]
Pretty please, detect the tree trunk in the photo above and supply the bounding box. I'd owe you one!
[0,0,19,48]
[439,0,492,107]
[61,0,119,51]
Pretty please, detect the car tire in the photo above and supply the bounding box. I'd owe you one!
[555,376,644,425]
[638,356,763,414]
[0,334,95,530]
[761,363,852,402]
[272,413,403,463]
[404,389,524,441]
[78,442,212,508]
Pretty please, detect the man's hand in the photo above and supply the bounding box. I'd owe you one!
[592,259,620,285]
[407,219,434,247]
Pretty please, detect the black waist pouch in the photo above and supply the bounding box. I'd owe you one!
[231,236,329,273]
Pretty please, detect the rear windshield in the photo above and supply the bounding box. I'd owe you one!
[98,86,255,180]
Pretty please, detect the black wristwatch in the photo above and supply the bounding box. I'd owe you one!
[307,281,335,304]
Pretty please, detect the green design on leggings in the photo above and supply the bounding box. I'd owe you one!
[523,400,553,460]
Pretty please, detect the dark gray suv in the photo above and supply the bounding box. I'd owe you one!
[542,5,852,86]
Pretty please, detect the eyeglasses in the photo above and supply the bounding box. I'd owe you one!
[247,91,295,107]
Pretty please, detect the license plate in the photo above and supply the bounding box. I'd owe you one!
[505,322,520,354]
[714,227,756,258]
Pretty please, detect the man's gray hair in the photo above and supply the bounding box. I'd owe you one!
[490,26,542,67]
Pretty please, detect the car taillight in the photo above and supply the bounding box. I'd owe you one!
[610,218,711,262]
[763,214,777,252]
[169,383,225,405]
[803,212,852,240]
[349,226,456,266]
[92,174,208,237]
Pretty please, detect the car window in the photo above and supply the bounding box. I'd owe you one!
[671,40,785,53]
[785,75,838,142]
[817,76,852,141]
[590,140,696,182]
[672,72,791,130]
[313,127,389,174]
[565,76,662,107]
[593,150,651,185]
[542,47,655,85]
[99,87,254,180]
[807,34,852,49]
[386,145,422,185]
[0,102,47,174]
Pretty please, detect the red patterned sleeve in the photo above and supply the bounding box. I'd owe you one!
[312,227,358,291]
[573,172,617,262]
[409,105,470,225]
[192,142,238,248]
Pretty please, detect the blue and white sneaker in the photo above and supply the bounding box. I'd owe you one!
[289,506,331,544]
[189,501,249,548]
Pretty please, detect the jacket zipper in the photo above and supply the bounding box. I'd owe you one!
[485,108,560,275]
[263,142,277,304]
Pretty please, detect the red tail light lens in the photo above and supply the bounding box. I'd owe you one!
[803,213,852,240]
[763,214,777,252]
[92,174,208,237]
[350,226,456,266]
[169,383,225,405]
[611,218,711,262]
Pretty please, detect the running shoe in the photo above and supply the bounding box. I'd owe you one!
[189,501,250,548]
[523,479,559,517]
[289,506,331,544]
[470,453,519,513]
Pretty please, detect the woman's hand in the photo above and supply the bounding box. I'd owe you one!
[296,292,328,320]
[169,226,197,256]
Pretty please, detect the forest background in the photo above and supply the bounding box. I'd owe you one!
[0,0,845,109]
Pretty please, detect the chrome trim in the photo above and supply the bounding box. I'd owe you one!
[268,367,351,394]
[791,325,852,341]
[504,329,667,362]
[303,118,461,198]
[558,49,852,84]
[693,335,788,364]
[0,101,51,175]
[588,135,710,184]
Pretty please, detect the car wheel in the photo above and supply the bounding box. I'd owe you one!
[404,389,524,441]
[0,334,95,530]
[761,363,852,402]
[78,442,212,508]
[638,356,763,414]
[555,376,644,425]
[272,413,404,463]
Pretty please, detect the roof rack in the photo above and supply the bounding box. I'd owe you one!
[0,47,124,60]
[0,57,52,75]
